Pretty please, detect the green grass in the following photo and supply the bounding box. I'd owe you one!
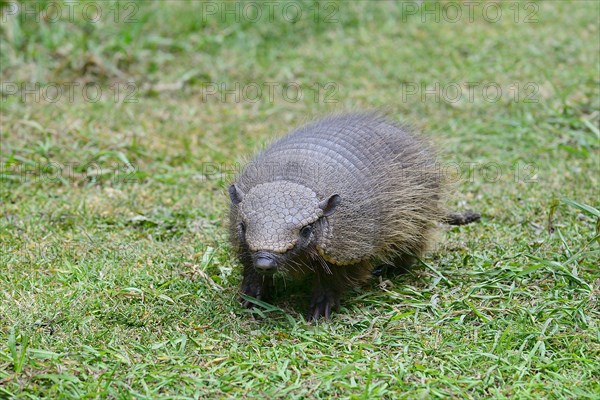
[1,0,599,398]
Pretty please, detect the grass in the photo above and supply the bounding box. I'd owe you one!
[1,0,599,398]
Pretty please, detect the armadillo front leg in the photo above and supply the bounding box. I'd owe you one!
[307,262,372,321]
[308,273,341,321]
[240,263,273,309]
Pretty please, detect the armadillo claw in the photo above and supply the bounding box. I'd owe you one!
[240,271,276,310]
[240,280,267,309]
[307,287,340,321]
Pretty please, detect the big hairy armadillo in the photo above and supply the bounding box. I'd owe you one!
[228,113,479,320]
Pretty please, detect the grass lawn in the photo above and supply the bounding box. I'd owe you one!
[1,0,599,398]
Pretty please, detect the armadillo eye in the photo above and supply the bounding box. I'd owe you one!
[300,225,312,239]
[239,222,246,235]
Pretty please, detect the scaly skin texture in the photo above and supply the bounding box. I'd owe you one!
[229,112,471,320]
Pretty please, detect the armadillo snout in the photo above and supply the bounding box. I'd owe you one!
[253,251,278,274]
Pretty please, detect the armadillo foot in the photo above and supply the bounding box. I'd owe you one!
[240,276,273,309]
[307,286,340,321]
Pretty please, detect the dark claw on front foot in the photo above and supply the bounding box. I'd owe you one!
[240,279,271,309]
[307,287,340,321]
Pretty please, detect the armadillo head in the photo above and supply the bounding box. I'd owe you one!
[229,181,340,274]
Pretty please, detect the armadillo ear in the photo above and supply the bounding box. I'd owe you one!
[319,194,341,217]
[228,184,244,205]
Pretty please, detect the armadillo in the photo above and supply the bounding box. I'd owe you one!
[228,113,479,320]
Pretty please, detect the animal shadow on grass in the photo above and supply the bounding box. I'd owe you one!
[241,275,314,321]
[241,260,424,322]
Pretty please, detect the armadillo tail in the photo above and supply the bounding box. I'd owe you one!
[444,211,481,226]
